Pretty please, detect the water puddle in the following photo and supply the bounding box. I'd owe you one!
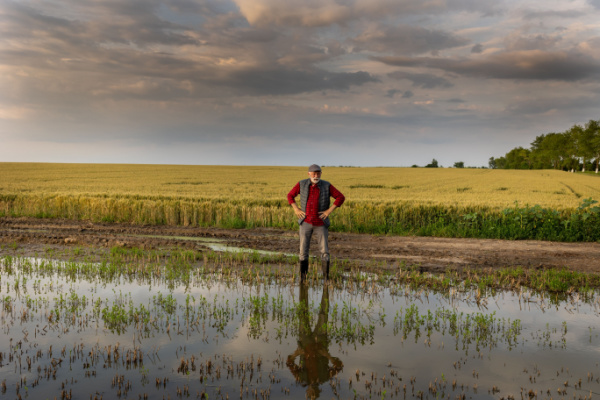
[135,234,227,243]
[132,234,293,256]
[1,256,600,399]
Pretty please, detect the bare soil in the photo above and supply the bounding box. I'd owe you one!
[1,217,599,272]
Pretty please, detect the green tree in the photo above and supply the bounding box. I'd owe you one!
[453,161,465,168]
[492,118,599,171]
[530,134,550,168]
[504,147,531,169]
[550,133,570,170]
[583,119,600,173]
[564,127,581,172]
[494,156,507,169]
[530,132,570,169]
[425,159,439,168]
[576,122,597,172]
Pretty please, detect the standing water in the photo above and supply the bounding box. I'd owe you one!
[1,255,599,399]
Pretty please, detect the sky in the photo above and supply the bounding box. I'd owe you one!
[1,0,600,167]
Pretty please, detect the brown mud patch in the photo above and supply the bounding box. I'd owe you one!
[1,217,599,272]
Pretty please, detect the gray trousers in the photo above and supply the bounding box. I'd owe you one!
[299,223,329,261]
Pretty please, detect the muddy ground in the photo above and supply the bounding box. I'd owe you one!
[1,217,599,272]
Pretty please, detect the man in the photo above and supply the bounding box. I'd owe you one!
[287,164,345,281]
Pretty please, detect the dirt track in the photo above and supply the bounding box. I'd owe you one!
[1,217,599,272]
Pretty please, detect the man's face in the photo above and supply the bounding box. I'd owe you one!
[308,171,321,184]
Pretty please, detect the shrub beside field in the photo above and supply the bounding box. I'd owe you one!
[1,163,599,241]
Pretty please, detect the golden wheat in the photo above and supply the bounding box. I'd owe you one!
[1,163,599,208]
[2,163,599,239]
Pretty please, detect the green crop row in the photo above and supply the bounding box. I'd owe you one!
[1,194,599,241]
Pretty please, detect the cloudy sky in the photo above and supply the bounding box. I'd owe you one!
[1,0,599,167]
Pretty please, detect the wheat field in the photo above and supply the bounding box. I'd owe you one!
[1,163,599,208]
[1,163,599,239]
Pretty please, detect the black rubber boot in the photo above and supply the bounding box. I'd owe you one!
[300,259,309,282]
[321,260,330,280]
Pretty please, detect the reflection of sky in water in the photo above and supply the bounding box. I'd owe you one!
[1,257,600,399]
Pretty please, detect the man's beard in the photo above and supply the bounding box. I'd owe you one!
[310,177,320,184]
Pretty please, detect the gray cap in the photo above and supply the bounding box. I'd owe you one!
[308,164,321,172]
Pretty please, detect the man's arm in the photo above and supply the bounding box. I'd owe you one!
[318,205,336,220]
[287,182,306,219]
[319,184,345,220]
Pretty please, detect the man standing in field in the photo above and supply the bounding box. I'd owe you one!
[287,164,345,281]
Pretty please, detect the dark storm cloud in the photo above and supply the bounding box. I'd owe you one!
[1,1,199,48]
[104,46,376,96]
[374,50,600,81]
[447,108,470,113]
[0,0,379,101]
[504,33,562,51]
[225,69,378,96]
[522,9,586,20]
[61,59,376,100]
[471,44,483,53]
[504,93,600,116]
[233,28,279,43]
[273,42,345,69]
[352,25,470,55]
[71,49,201,87]
[0,1,204,84]
[97,79,196,102]
[0,2,84,42]
[5,43,376,101]
[384,89,414,99]
[387,71,453,89]
[588,0,600,9]
[160,0,237,16]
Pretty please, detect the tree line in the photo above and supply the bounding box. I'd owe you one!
[489,119,600,172]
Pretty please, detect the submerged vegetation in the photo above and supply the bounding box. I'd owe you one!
[1,163,600,241]
[3,243,600,297]
[0,245,599,400]
[4,243,600,296]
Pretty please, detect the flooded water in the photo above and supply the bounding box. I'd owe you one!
[134,234,294,256]
[1,256,600,399]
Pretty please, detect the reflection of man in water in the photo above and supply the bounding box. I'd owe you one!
[286,284,343,399]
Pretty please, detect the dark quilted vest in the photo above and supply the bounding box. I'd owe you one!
[298,179,331,227]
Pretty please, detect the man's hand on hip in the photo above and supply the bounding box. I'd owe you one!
[292,204,305,219]
[319,205,337,220]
